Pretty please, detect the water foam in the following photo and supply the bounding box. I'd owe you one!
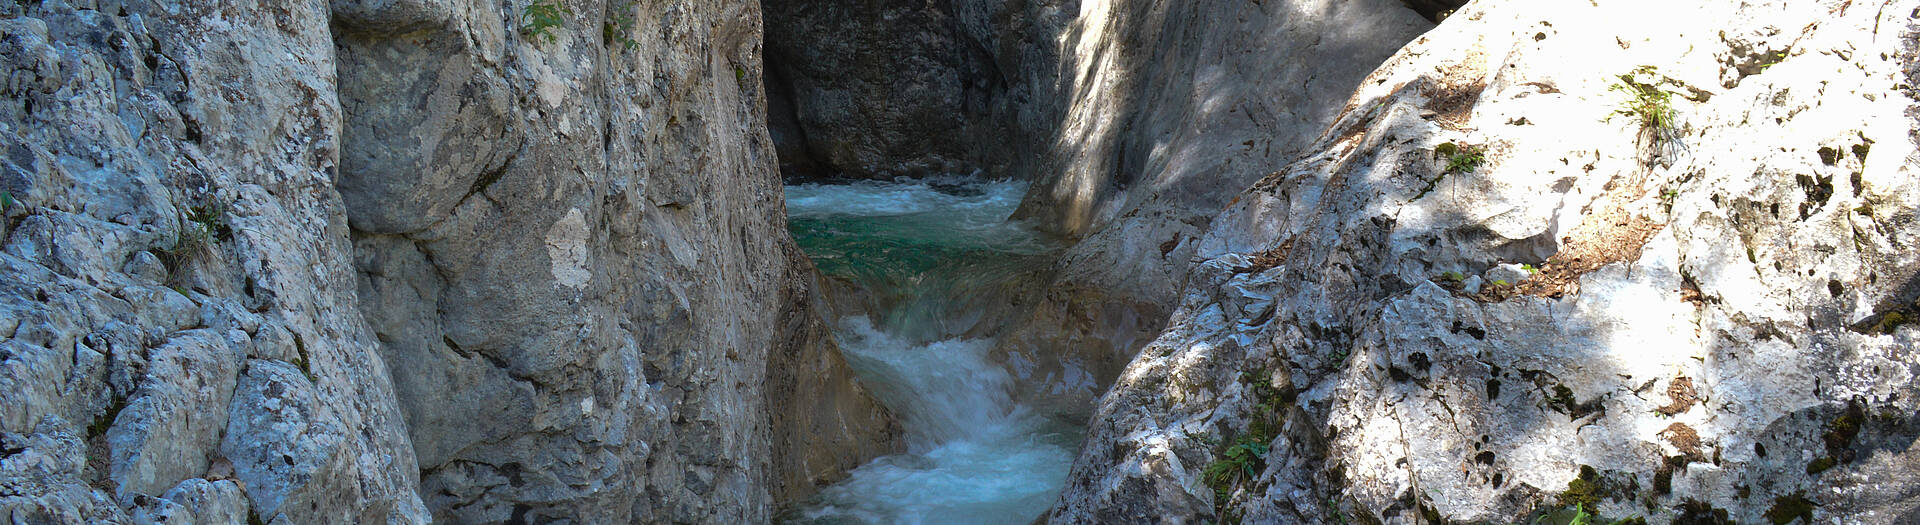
[783,178,1076,524]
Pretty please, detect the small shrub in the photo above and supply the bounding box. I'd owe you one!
[1610,66,1678,142]
[183,202,232,240]
[1434,141,1486,174]
[158,201,232,273]
[1203,437,1270,523]
[1415,142,1486,199]
[522,0,569,43]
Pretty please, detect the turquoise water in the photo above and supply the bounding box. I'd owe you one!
[783,178,1077,525]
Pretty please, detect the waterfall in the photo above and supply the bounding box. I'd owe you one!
[783,177,1078,524]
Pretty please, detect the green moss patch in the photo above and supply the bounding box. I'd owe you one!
[1764,493,1815,525]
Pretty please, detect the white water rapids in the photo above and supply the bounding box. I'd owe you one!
[782,178,1077,525]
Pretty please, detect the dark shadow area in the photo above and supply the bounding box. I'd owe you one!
[1397,0,1472,23]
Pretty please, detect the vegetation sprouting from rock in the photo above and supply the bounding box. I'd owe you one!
[1610,66,1679,146]
[522,0,569,43]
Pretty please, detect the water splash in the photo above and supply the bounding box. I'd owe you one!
[783,178,1076,524]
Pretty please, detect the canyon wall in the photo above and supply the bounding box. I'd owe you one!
[763,0,1439,417]
[999,0,1436,417]
[760,0,1073,180]
[1049,0,1920,522]
[0,0,893,523]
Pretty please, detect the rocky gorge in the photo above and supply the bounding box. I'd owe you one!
[2,0,1917,524]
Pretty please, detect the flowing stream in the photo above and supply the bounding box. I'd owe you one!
[781,177,1079,524]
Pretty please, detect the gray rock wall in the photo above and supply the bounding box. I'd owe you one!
[0,0,894,523]
[760,0,1073,180]
[0,1,428,522]
[1048,0,1920,522]
[989,0,1434,420]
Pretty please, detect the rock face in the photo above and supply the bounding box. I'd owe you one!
[765,251,906,505]
[759,0,1434,417]
[1048,0,1920,523]
[760,0,1071,179]
[993,0,1435,418]
[0,1,426,522]
[0,0,893,523]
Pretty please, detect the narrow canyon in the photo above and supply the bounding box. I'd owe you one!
[1,0,1917,524]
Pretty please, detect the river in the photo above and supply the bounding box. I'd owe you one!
[780,177,1079,525]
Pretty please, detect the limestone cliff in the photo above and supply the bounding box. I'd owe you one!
[997,0,1437,419]
[1047,0,1920,523]
[760,0,1070,180]
[0,0,893,523]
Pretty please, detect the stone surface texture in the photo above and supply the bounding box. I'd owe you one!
[997,0,1436,419]
[760,0,1073,180]
[0,0,893,523]
[1047,0,1920,523]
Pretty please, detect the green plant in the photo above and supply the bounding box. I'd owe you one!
[292,334,313,380]
[602,0,637,50]
[158,201,232,273]
[1756,50,1788,72]
[1203,436,1270,521]
[1765,493,1815,525]
[0,190,13,211]
[178,202,231,249]
[1327,498,1350,525]
[1416,142,1486,200]
[1520,263,1540,274]
[1537,475,1647,525]
[87,395,127,439]
[522,0,569,44]
[184,202,231,239]
[1434,141,1486,174]
[1610,66,1678,142]
[1534,503,1603,525]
